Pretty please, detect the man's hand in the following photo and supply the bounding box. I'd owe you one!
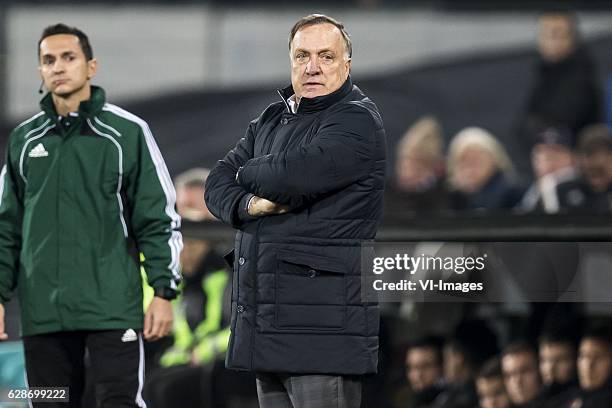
[248,196,290,217]
[0,304,8,341]
[143,297,173,341]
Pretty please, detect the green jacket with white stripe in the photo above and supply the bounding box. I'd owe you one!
[0,86,182,336]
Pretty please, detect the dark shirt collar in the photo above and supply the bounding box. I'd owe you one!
[277,76,353,114]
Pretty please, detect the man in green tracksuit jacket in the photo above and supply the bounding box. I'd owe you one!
[0,24,182,407]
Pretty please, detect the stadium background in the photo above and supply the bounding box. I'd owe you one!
[1,0,612,406]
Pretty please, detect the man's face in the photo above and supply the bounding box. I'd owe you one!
[502,351,542,405]
[454,146,497,193]
[532,144,574,179]
[176,185,214,221]
[406,347,442,392]
[290,23,351,100]
[39,34,96,98]
[579,151,612,193]
[443,345,466,384]
[539,342,576,385]
[476,377,511,408]
[578,338,612,391]
[538,15,576,63]
[395,152,438,192]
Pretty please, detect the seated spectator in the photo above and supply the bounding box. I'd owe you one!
[518,126,585,213]
[501,342,544,407]
[574,124,612,213]
[384,116,449,217]
[405,336,447,408]
[175,167,216,221]
[475,358,511,408]
[429,320,499,408]
[523,10,602,144]
[538,330,578,406]
[568,326,612,408]
[143,168,257,408]
[447,127,524,212]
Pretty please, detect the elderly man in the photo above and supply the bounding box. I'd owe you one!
[205,13,386,408]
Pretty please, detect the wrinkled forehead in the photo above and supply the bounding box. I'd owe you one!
[290,23,347,55]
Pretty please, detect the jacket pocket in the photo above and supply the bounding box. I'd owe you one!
[274,250,346,330]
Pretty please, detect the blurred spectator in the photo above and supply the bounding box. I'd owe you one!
[405,336,446,408]
[175,167,216,221]
[517,125,585,213]
[575,124,612,213]
[475,358,511,408]
[568,326,612,407]
[384,116,449,217]
[524,10,602,145]
[429,320,499,407]
[144,168,256,408]
[501,342,544,407]
[447,127,524,212]
[538,330,578,406]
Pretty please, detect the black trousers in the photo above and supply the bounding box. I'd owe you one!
[143,358,258,408]
[22,330,146,408]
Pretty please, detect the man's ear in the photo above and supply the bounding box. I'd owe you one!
[87,58,98,80]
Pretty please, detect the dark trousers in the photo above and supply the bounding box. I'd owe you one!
[256,373,362,408]
[144,359,257,408]
[23,330,146,408]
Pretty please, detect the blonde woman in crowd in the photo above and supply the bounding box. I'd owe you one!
[385,116,449,217]
[447,127,525,212]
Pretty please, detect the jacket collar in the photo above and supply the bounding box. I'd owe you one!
[278,76,353,114]
[40,85,106,119]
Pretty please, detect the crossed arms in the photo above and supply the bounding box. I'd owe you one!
[204,104,376,226]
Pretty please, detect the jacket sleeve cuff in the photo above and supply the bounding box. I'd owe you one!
[236,193,258,223]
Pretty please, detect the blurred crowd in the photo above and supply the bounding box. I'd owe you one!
[145,163,612,408]
[400,320,612,408]
[385,11,612,218]
[133,9,612,408]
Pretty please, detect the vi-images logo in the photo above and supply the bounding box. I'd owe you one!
[28,143,49,158]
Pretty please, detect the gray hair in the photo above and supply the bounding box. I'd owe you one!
[289,14,352,59]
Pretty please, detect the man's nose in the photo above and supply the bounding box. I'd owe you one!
[52,60,65,73]
[305,56,321,74]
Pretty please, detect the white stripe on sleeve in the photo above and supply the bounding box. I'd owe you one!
[102,104,182,283]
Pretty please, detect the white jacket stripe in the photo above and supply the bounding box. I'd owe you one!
[102,104,182,284]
